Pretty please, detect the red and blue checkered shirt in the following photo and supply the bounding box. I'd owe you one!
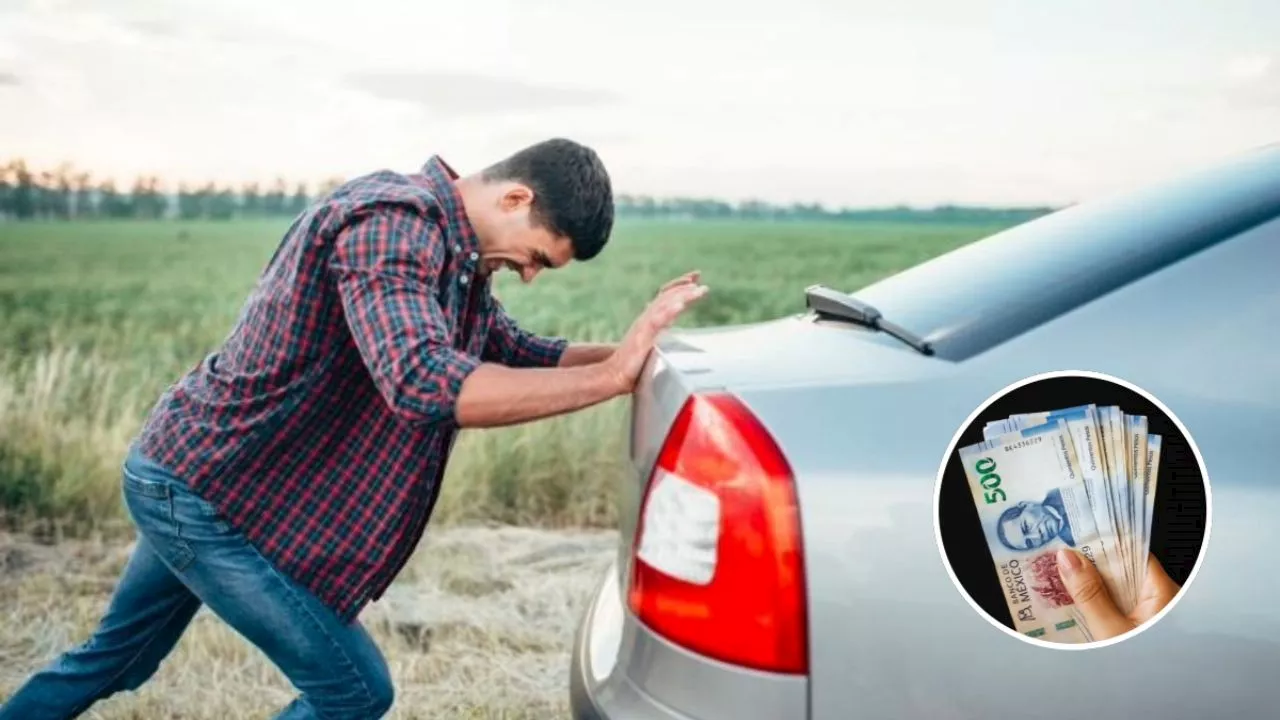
[134,156,568,622]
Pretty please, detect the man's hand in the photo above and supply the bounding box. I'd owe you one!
[657,270,703,294]
[453,271,705,428]
[1056,549,1182,641]
[604,271,708,393]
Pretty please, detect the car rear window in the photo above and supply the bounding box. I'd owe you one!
[851,145,1280,361]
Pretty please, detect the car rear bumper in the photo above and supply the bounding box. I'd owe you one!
[570,642,689,720]
[569,559,808,720]
[570,560,689,720]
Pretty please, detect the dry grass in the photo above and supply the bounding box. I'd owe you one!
[0,526,617,718]
[0,345,630,536]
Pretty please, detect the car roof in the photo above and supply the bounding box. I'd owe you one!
[851,143,1280,361]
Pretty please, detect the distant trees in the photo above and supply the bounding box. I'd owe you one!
[263,178,287,217]
[0,159,330,222]
[290,183,310,215]
[612,194,1056,224]
[241,182,262,218]
[130,176,167,219]
[0,158,1059,225]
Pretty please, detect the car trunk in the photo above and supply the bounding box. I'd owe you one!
[615,313,954,697]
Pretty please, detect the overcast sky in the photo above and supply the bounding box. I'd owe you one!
[2,0,1277,206]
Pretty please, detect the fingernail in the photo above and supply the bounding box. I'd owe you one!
[1057,548,1082,576]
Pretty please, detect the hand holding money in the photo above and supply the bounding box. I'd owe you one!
[1056,548,1182,641]
[960,404,1167,643]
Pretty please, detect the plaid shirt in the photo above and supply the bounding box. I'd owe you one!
[134,156,568,622]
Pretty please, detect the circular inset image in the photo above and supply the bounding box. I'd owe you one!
[934,370,1210,649]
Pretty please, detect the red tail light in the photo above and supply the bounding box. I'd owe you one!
[627,392,808,674]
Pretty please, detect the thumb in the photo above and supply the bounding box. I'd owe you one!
[1056,548,1132,640]
[1140,553,1182,607]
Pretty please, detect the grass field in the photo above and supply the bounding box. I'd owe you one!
[0,216,1010,716]
[0,217,1003,534]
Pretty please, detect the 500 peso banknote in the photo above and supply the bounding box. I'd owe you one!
[958,419,1117,643]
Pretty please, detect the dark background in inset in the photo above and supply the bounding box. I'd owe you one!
[937,375,1207,630]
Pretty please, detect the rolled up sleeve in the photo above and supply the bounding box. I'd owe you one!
[483,299,569,368]
[329,205,482,427]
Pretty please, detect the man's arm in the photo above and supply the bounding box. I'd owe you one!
[482,300,617,368]
[453,362,622,428]
[558,343,616,367]
[461,274,708,425]
[330,206,626,430]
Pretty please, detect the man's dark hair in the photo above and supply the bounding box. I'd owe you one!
[482,138,614,261]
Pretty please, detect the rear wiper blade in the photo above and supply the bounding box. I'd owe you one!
[804,284,934,356]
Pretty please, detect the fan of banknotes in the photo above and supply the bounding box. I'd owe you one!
[957,404,1162,644]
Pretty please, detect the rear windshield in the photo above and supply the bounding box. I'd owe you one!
[851,145,1280,361]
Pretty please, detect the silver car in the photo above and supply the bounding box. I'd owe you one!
[569,143,1280,719]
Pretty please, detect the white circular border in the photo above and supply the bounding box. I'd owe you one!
[932,369,1214,651]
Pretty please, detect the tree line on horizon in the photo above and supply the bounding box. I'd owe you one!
[0,159,343,222]
[0,159,1058,225]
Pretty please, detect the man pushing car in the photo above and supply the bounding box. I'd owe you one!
[0,138,708,720]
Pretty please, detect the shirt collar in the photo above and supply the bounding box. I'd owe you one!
[416,155,480,258]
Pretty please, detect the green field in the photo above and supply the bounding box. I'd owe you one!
[0,218,1003,534]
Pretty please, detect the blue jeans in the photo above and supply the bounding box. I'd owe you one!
[0,446,395,719]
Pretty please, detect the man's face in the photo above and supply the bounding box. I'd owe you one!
[1001,501,1061,550]
[478,186,575,284]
